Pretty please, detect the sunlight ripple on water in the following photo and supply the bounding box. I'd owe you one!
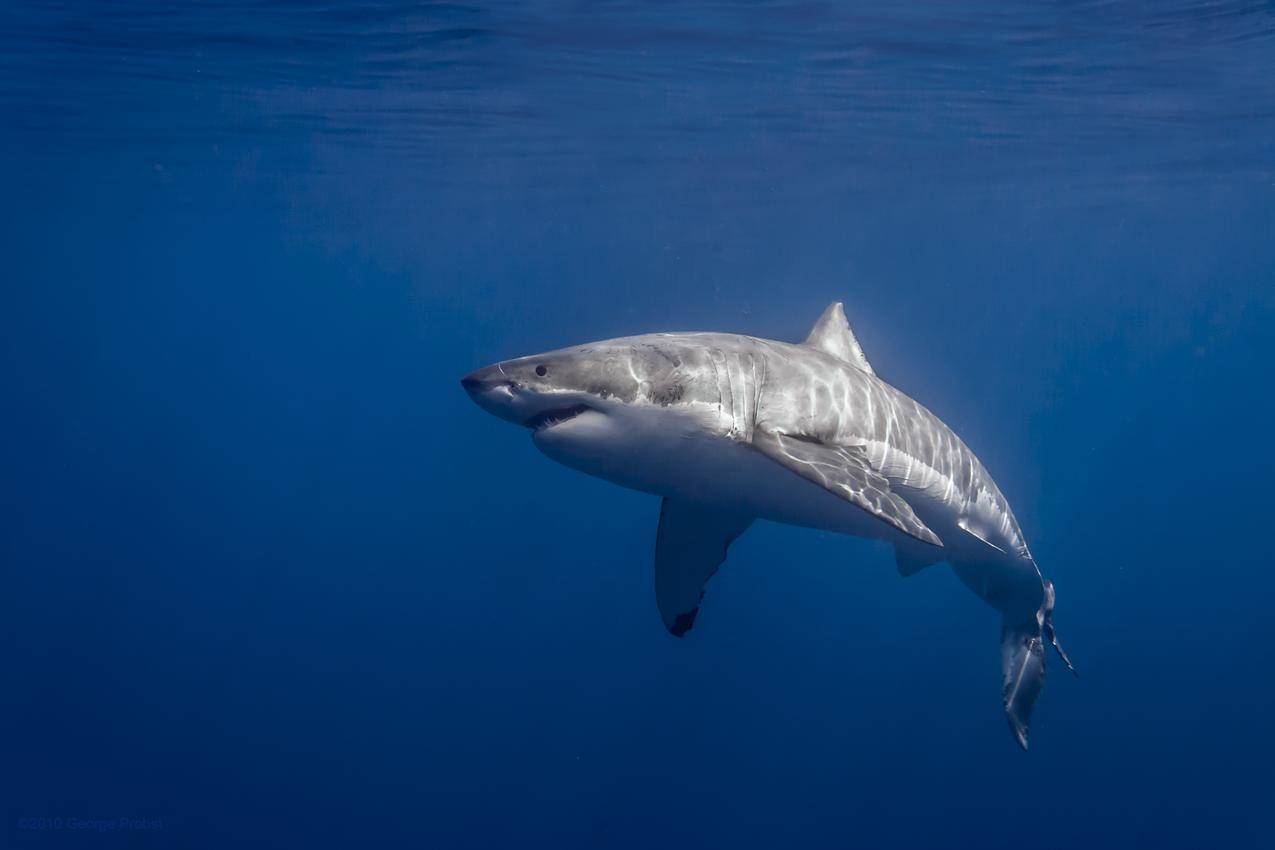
[2,1,1273,194]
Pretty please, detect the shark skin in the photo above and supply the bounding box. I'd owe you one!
[461,302,1075,749]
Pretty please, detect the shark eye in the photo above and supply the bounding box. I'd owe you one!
[535,365,548,377]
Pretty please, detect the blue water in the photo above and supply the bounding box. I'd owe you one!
[3,2,1274,848]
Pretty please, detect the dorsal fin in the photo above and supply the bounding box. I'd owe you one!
[803,302,875,375]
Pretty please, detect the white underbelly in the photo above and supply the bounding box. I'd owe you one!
[531,405,898,541]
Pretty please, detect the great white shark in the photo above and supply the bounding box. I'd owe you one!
[461,302,1074,749]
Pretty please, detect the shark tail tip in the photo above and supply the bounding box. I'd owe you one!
[1011,723,1029,751]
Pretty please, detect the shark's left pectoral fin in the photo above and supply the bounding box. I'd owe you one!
[654,498,753,637]
[752,430,942,547]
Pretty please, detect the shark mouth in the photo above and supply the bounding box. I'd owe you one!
[524,404,591,432]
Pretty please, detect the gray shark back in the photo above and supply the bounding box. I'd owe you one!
[605,330,1029,561]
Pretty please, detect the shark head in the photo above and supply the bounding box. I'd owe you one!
[460,336,723,492]
[461,343,637,429]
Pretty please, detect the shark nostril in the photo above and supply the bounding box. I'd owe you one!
[460,375,485,392]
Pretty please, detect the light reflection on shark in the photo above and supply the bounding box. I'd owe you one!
[462,303,1075,749]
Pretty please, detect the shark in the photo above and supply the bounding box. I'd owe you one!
[461,302,1075,749]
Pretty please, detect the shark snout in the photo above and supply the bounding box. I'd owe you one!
[460,365,521,403]
[460,365,504,394]
[460,365,526,424]
[459,372,487,393]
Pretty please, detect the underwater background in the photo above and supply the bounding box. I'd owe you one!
[3,2,1274,848]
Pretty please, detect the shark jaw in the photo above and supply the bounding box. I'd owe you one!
[522,403,592,432]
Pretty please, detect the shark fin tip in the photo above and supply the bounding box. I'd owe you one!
[668,609,699,637]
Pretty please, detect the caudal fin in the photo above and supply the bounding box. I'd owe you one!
[1001,616,1045,749]
[1001,579,1075,750]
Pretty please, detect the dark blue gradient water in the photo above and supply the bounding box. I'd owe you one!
[3,3,1274,848]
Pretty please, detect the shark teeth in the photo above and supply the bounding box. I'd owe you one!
[524,404,591,431]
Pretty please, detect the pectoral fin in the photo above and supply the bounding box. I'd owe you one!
[654,499,753,636]
[752,430,942,547]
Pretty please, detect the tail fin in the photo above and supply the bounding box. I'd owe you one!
[1001,616,1045,749]
[1001,579,1075,750]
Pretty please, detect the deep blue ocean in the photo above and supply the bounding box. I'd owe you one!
[3,2,1274,848]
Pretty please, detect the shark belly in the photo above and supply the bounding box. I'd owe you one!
[531,403,898,541]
